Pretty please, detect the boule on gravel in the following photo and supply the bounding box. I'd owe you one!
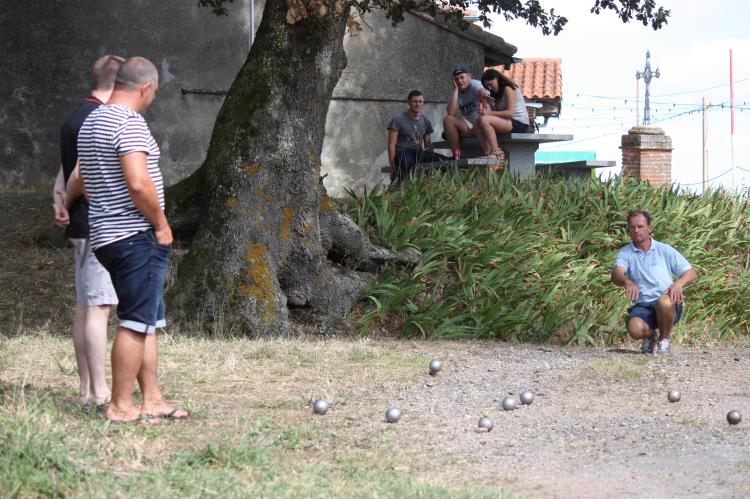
[429,359,442,376]
[727,410,742,425]
[386,407,401,423]
[501,396,517,411]
[520,390,534,405]
[667,389,681,403]
[312,399,329,415]
[478,416,493,432]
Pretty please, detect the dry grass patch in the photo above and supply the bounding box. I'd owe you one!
[0,334,509,497]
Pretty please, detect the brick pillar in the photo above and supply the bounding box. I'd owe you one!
[620,126,673,187]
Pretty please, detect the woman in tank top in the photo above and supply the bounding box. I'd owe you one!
[475,68,530,159]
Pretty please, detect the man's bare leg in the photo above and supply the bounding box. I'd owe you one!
[443,115,471,156]
[138,333,188,418]
[72,301,91,405]
[627,316,658,353]
[655,294,676,340]
[655,295,676,353]
[626,316,655,340]
[85,305,112,405]
[104,327,146,422]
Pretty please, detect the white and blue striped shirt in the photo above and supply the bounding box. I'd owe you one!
[78,104,163,250]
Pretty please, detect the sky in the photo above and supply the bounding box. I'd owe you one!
[487,0,750,193]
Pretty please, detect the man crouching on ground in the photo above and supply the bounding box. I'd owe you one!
[78,56,187,423]
[611,210,697,354]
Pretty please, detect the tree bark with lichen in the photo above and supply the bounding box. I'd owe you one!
[167,0,417,335]
[169,0,669,335]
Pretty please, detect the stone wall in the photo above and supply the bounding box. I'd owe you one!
[0,0,252,189]
[1,3,506,197]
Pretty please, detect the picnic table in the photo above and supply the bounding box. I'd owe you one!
[432,132,574,178]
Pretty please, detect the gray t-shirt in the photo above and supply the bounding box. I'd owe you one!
[387,111,434,151]
[458,79,485,124]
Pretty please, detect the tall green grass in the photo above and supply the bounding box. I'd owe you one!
[349,171,750,344]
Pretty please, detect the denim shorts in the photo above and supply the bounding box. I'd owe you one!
[94,230,170,334]
[627,300,682,330]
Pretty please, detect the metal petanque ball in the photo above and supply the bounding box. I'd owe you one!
[501,396,517,411]
[519,390,534,405]
[727,410,742,425]
[386,407,401,423]
[478,416,493,432]
[312,399,329,415]
[667,390,681,403]
[429,359,442,376]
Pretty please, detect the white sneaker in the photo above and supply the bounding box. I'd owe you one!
[657,339,670,354]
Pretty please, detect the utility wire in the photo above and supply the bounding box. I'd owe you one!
[564,77,750,100]
[543,101,734,146]
[675,168,733,186]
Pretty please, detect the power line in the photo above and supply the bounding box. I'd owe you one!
[543,101,731,146]
[564,77,750,100]
[675,168,732,186]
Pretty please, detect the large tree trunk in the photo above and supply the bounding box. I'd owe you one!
[167,0,418,335]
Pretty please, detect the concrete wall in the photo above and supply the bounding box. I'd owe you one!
[0,0,253,188]
[1,3,492,197]
[323,12,487,196]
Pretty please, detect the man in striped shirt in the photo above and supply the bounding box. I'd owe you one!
[79,56,187,423]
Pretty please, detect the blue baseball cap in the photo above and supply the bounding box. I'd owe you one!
[452,64,470,76]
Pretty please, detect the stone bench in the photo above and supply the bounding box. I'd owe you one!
[381,158,616,180]
[536,160,617,180]
[380,157,502,175]
[432,133,574,178]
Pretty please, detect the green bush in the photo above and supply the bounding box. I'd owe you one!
[349,171,750,344]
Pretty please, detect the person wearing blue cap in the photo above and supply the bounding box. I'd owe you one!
[442,64,494,160]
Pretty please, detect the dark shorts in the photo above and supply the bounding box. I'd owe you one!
[511,119,529,133]
[626,300,682,330]
[94,230,170,334]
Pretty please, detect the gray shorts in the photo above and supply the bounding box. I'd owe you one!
[71,238,118,306]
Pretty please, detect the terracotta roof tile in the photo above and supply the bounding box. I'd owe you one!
[490,58,562,102]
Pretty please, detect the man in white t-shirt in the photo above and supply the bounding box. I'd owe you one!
[442,64,493,159]
[79,57,187,424]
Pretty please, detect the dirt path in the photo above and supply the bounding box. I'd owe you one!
[341,343,750,498]
[3,334,749,497]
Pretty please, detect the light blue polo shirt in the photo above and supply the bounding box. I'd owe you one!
[613,238,692,305]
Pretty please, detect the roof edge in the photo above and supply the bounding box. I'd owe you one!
[409,11,518,66]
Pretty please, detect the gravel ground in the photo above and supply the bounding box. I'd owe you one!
[352,343,750,498]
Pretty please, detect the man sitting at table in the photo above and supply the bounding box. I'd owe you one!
[442,64,494,160]
[387,90,446,181]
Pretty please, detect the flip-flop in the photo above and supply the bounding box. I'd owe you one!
[143,408,189,420]
[95,396,112,414]
[163,409,189,420]
[108,414,160,426]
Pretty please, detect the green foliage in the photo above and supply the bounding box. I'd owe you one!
[199,0,669,35]
[350,172,750,344]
